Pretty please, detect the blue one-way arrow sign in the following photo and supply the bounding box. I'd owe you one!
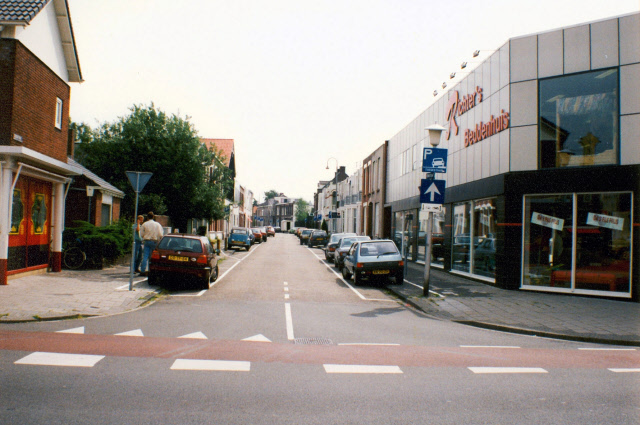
[420,178,446,205]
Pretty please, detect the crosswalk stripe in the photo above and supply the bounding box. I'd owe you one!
[468,367,547,374]
[324,364,403,374]
[170,359,251,371]
[15,352,104,367]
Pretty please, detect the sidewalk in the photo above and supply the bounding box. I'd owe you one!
[389,262,640,346]
[1,253,638,347]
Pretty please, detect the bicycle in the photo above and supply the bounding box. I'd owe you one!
[63,246,86,270]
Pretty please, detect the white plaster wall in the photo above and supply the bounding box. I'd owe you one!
[14,1,69,82]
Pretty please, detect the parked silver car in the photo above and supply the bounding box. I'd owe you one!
[342,240,404,286]
[324,232,357,262]
[334,236,371,271]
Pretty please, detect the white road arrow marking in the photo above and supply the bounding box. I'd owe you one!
[178,332,208,339]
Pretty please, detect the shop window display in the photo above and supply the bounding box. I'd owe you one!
[523,192,632,296]
[539,68,618,169]
[451,199,497,278]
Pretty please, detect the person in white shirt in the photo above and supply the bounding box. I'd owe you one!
[139,211,164,276]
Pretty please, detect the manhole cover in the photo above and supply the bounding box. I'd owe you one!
[294,337,333,345]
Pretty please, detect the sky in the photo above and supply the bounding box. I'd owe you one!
[67,0,639,203]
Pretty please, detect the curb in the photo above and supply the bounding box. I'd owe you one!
[387,285,640,347]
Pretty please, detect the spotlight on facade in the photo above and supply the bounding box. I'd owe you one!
[473,50,480,57]
[441,82,447,89]
[450,72,456,79]
[461,62,468,69]
[433,90,438,97]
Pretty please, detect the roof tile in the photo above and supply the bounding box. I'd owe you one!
[0,0,50,24]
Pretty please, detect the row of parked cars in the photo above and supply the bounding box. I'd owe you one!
[227,226,276,251]
[296,229,404,286]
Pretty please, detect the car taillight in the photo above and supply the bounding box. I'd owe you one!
[151,250,160,260]
[196,255,208,264]
[356,263,364,269]
[398,260,404,267]
[329,247,335,252]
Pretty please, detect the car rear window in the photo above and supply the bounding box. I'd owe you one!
[358,241,398,257]
[231,228,246,234]
[313,232,327,237]
[159,237,203,253]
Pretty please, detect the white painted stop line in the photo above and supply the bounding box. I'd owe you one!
[468,367,547,374]
[15,352,104,368]
[171,359,250,372]
[324,364,403,374]
[609,368,640,373]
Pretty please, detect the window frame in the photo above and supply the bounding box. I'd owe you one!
[55,97,63,130]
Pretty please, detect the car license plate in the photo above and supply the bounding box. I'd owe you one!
[168,255,188,262]
[373,270,389,275]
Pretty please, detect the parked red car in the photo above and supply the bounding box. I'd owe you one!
[149,234,219,289]
[251,227,264,243]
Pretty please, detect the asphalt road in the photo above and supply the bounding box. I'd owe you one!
[1,234,639,424]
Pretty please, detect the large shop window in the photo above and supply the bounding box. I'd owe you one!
[451,198,497,279]
[418,205,446,267]
[539,68,619,169]
[522,192,632,297]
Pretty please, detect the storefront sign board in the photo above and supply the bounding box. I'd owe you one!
[531,212,564,231]
[586,212,624,231]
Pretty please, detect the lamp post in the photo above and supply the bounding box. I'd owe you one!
[326,157,338,233]
[423,124,446,297]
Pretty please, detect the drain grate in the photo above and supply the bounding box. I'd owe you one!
[294,337,334,345]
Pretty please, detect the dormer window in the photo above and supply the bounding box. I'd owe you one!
[55,98,63,129]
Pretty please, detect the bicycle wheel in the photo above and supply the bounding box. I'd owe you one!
[64,247,86,270]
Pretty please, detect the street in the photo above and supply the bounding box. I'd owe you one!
[1,234,639,424]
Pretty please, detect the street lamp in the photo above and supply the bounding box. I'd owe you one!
[423,124,446,297]
[326,157,338,233]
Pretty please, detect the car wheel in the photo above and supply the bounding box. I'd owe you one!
[392,271,404,285]
[342,266,351,280]
[211,266,219,282]
[300,240,303,245]
[148,272,159,286]
[353,271,362,286]
[201,271,211,290]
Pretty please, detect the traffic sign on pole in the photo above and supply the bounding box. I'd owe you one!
[422,147,448,173]
[126,171,153,193]
[420,178,446,205]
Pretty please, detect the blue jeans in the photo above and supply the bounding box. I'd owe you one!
[140,240,157,273]
[133,240,143,272]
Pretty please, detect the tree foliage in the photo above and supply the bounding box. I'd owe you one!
[294,199,310,226]
[264,190,279,200]
[73,104,232,230]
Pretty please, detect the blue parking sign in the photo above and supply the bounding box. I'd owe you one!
[422,147,448,173]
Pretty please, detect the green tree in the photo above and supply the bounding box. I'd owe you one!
[294,199,310,226]
[74,104,231,230]
[264,190,279,201]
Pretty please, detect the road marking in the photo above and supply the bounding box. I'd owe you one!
[284,287,289,292]
[178,332,208,339]
[609,368,640,373]
[338,343,400,346]
[460,345,521,349]
[404,279,444,297]
[285,303,295,340]
[115,280,148,291]
[216,244,261,284]
[171,290,207,297]
[171,359,250,372]
[468,367,548,374]
[15,352,104,368]
[243,334,272,342]
[56,327,85,334]
[308,249,395,302]
[115,329,144,337]
[324,364,403,374]
[578,348,637,351]
[284,294,290,300]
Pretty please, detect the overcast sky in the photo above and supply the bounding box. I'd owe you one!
[68,0,639,202]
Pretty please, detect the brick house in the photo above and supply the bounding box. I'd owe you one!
[0,0,82,284]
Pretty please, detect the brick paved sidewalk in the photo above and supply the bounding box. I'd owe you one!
[389,262,640,346]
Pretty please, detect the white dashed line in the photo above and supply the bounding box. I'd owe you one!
[115,329,144,337]
[324,364,403,374]
[609,368,640,373]
[178,332,208,339]
[285,303,295,340]
[460,345,521,349]
[338,343,400,346]
[468,367,548,374]
[15,352,104,368]
[56,327,85,334]
[170,359,250,372]
[578,348,637,351]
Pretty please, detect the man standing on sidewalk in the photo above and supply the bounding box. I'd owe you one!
[138,212,164,276]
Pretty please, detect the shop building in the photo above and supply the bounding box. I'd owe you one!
[386,13,639,300]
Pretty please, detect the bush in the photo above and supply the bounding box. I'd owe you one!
[63,220,133,268]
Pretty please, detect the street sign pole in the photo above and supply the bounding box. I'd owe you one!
[126,171,153,291]
[423,174,434,296]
